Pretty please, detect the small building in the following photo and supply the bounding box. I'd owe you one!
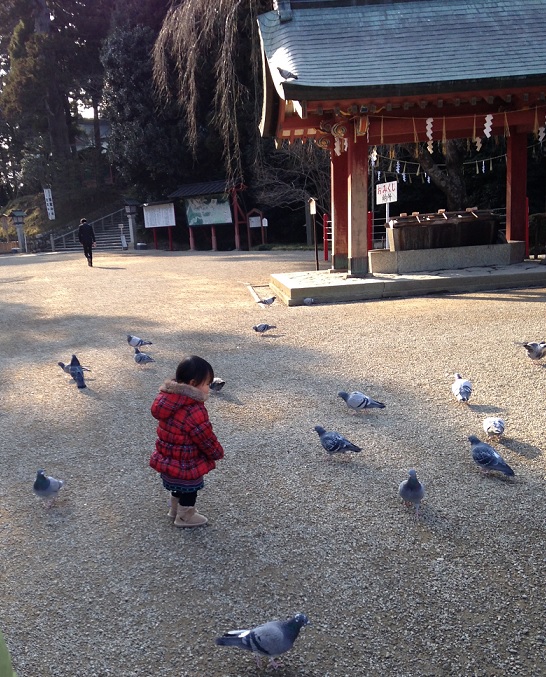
[258,0,546,275]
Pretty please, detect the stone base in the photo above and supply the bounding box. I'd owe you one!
[368,241,525,275]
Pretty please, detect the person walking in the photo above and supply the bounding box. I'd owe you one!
[149,355,224,528]
[78,218,96,267]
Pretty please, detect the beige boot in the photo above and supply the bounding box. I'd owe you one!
[174,505,208,528]
[167,496,178,519]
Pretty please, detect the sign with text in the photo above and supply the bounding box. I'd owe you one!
[184,195,232,226]
[376,181,397,205]
[143,202,176,229]
[43,188,55,220]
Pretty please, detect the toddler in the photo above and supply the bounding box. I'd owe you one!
[149,355,224,527]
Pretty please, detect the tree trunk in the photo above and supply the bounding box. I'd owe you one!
[418,139,468,210]
[33,0,77,184]
[92,94,104,186]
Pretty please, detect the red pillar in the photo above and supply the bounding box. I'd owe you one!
[506,131,528,243]
[347,133,369,276]
[330,148,349,270]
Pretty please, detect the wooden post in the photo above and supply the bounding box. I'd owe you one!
[211,226,217,251]
[189,227,196,251]
[347,132,369,276]
[330,147,349,270]
[506,130,527,243]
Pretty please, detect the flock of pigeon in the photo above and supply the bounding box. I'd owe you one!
[32,294,542,670]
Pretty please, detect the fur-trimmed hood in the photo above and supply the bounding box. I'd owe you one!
[159,380,208,402]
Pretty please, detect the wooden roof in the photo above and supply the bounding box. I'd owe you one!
[259,0,546,141]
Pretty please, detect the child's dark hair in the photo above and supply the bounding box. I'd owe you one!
[175,355,214,386]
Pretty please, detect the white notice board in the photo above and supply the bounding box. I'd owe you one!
[376,181,398,205]
[143,202,176,229]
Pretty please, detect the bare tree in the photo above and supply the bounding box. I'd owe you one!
[153,0,269,182]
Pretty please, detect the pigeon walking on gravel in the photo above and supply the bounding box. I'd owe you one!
[134,347,155,364]
[468,435,514,476]
[398,469,425,520]
[33,469,64,508]
[58,354,86,388]
[522,341,546,361]
[253,323,277,335]
[452,373,472,403]
[483,417,505,439]
[209,377,226,392]
[127,334,153,348]
[257,296,276,307]
[314,425,361,455]
[215,613,309,669]
[338,390,385,412]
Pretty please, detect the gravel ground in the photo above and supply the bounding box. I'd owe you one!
[1,249,545,677]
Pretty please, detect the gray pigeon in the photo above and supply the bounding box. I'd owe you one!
[257,296,276,307]
[253,323,277,334]
[303,297,314,306]
[468,435,514,476]
[314,425,361,455]
[483,417,505,439]
[209,377,226,392]
[58,354,86,388]
[33,469,64,508]
[523,341,546,361]
[127,334,153,348]
[399,469,425,520]
[452,373,472,402]
[215,613,309,669]
[338,390,385,412]
[277,66,298,81]
[134,347,155,364]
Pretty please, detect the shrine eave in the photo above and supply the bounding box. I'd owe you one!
[281,75,546,105]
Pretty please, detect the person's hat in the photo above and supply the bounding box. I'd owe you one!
[80,218,87,224]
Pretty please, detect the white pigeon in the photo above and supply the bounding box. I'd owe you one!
[522,341,546,361]
[127,334,153,348]
[338,390,385,412]
[451,373,472,403]
[483,417,505,439]
[209,377,225,392]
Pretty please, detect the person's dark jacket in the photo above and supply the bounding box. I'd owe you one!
[78,222,96,244]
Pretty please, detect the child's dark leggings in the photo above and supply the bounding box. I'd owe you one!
[172,491,197,506]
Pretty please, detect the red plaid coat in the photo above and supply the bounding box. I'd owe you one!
[149,381,224,480]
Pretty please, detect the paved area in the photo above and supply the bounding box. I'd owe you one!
[270,259,546,305]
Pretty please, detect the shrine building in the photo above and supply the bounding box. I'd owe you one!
[258,0,546,276]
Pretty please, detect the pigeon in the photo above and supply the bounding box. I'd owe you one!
[338,390,385,412]
[58,354,86,388]
[33,469,64,508]
[215,613,309,669]
[303,298,314,306]
[127,334,153,348]
[483,417,505,439]
[209,377,226,392]
[58,361,91,373]
[522,341,546,361]
[398,469,425,520]
[134,347,155,364]
[468,435,514,476]
[277,66,298,81]
[257,296,276,307]
[314,425,361,455]
[452,373,472,403]
[253,323,277,334]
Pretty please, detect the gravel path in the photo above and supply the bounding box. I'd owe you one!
[1,249,545,677]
